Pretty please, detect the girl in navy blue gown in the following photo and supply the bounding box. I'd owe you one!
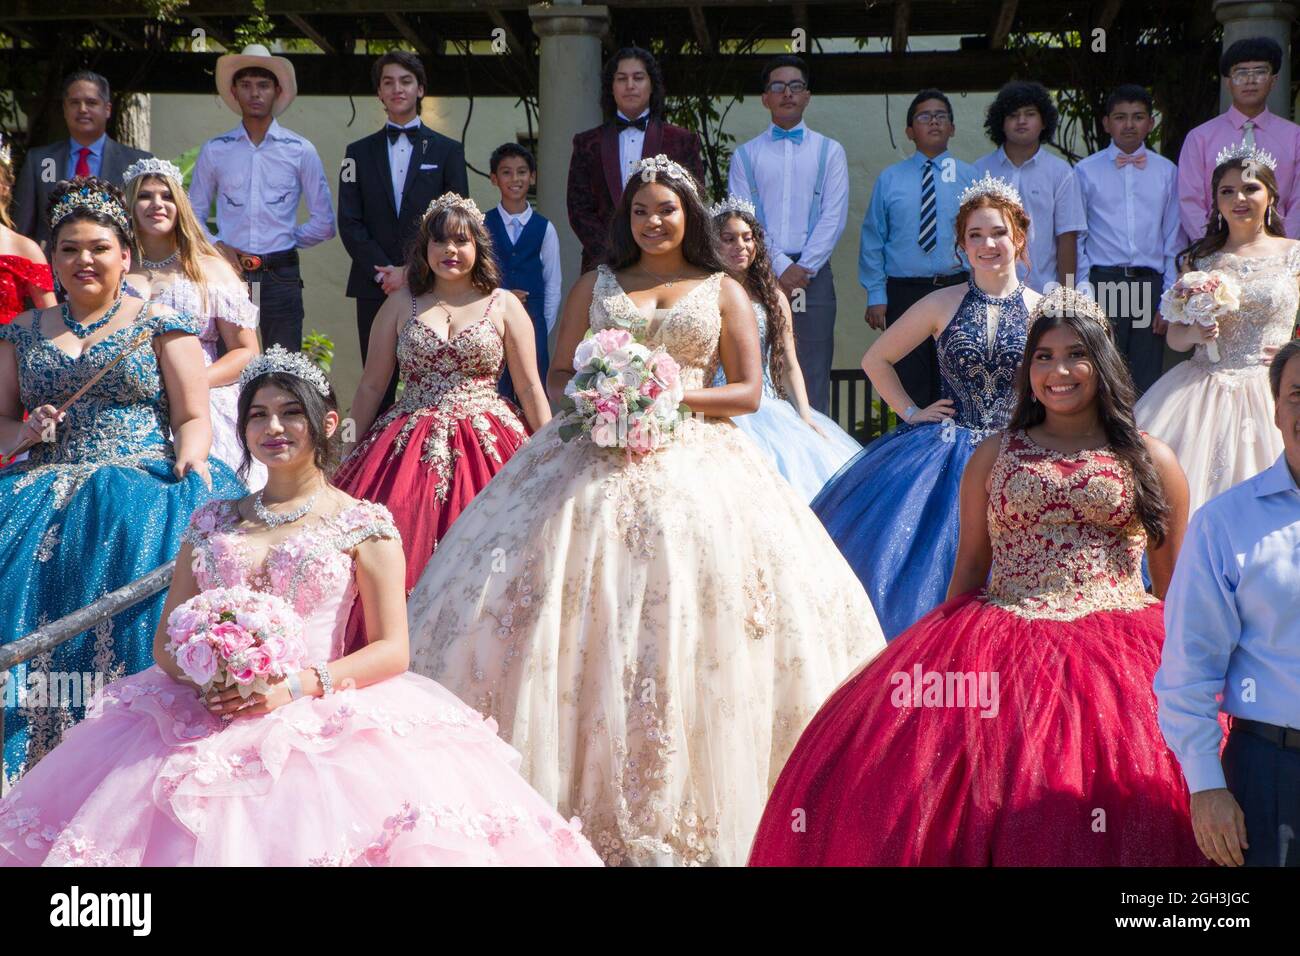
[811,175,1040,639]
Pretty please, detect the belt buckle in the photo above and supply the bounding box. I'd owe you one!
[239,254,264,273]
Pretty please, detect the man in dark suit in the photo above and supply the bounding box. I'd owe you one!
[13,71,151,243]
[338,50,469,413]
[567,46,706,274]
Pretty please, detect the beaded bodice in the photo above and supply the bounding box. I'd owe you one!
[592,265,724,392]
[183,499,399,662]
[0,308,201,467]
[710,299,779,397]
[0,254,53,324]
[935,281,1029,438]
[1186,248,1300,372]
[394,291,509,411]
[984,430,1156,620]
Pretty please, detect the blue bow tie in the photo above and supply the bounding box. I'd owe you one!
[772,127,804,144]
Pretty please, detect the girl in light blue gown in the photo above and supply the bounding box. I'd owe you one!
[811,177,1039,639]
[710,198,860,501]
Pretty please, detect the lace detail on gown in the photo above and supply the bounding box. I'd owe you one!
[1185,247,1300,374]
[935,280,1029,440]
[984,430,1156,620]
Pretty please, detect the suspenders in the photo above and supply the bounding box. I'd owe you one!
[736,133,831,239]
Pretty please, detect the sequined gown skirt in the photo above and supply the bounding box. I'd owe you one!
[1135,356,1283,514]
[811,420,979,640]
[0,445,244,786]
[729,395,862,502]
[405,415,887,866]
[748,591,1206,866]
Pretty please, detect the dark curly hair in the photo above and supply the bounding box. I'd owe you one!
[236,371,342,480]
[604,168,727,275]
[46,176,133,249]
[984,81,1058,146]
[600,47,664,121]
[406,205,502,296]
[713,207,790,398]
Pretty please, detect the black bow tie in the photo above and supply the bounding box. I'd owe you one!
[615,114,649,132]
[386,125,418,144]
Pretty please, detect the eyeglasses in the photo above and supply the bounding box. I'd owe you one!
[1230,67,1272,83]
[912,111,951,125]
[766,80,808,95]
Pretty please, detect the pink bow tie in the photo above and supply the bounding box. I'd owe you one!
[1115,151,1147,169]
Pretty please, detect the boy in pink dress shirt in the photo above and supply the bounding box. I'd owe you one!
[1178,37,1300,243]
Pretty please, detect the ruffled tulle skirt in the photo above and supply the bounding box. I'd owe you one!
[811,421,977,640]
[0,666,601,866]
[748,592,1205,866]
[729,394,861,502]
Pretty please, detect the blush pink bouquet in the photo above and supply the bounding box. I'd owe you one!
[1160,270,1241,363]
[165,586,308,698]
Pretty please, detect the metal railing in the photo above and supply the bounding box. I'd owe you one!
[829,368,897,445]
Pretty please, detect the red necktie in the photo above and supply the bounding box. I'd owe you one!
[1115,151,1146,170]
[75,147,91,178]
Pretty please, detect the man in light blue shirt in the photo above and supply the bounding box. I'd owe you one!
[860,90,978,408]
[1156,340,1300,866]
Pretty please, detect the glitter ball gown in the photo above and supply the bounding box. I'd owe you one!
[711,299,860,501]
[0,255,52,325]
[333,290,530,651]
[149,274,266,489]
[750,430,1205,866]
[811,280,1029,639]
[1136,246,1300,513]
[0,307,245,785]
[405,266,886,867]
[0,499,601,866]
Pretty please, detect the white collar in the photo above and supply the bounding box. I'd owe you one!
[387,116,421,130]
[497,202,533,226]
[616,109,650,123]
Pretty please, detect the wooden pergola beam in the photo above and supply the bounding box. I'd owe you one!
[187,16,234,51]
[285,13,337,55]
[689,6,712,52]
[0,20,40,45]
[990,0,1017,50]
[892,0,910,57]
[385,11,432,58]
[96,18,143,49]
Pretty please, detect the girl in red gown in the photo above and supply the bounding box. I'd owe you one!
[0,140,55,324]
[334,195,549,650]
[749,287,1206,866]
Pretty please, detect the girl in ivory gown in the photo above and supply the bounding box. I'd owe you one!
[405,157,886,867]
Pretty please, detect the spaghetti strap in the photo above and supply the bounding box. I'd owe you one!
[482,288,503,317]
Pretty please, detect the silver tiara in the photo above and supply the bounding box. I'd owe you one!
[636,154,698,194]
[1215,141,1278,172]
[709,195,756,219]
[424,192,485,225]
[958,172,1023,209]
[1031,285,1112,334]
[122,157,185,186]
[238,344,331,398]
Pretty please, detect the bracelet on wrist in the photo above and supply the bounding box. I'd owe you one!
[312,662,334,697]
[902,405,918,422]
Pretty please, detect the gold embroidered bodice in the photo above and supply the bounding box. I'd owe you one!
[984,430,1157,620]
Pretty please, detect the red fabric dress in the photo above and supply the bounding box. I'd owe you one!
[749,430,1206,866]
[0,254,53,324]
[334,289,530,651]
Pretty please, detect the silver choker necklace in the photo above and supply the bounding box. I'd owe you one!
[140,250,179,271]
[253,490,318,528]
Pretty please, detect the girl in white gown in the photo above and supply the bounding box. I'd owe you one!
[1136,152,1298,512]
[406,158,886,866]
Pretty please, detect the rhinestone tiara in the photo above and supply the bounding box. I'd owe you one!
[1030,285,1113,333]
[238,344,332,398]
[1214,141,1279,172]
[635,154,698,194]
[709,195,757,219]
[958,172,1023,209]
[424,192,485,225]
[122,157,185,186]
[49,183,131,232]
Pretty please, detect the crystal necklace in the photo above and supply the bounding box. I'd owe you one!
[253,490,319,528]
[140,249,179,277]
[61,296,125,340]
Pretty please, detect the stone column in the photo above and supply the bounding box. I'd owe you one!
[1214,0,1298,116]
[529,1,608,292]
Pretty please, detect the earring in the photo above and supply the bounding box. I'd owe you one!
[1215,212,1225,231]
[1266,205,1277,228]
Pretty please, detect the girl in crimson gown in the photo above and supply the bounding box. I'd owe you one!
[749,287,1206,866]
[0,139,56,325]
[334,195,549,649]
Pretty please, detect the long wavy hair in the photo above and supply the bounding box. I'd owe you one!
[124,172,223,308]
[0,146,13,231]
[1179,157,1285,270]
[1006,294,1171,546]
[406,205,502,296]
[604,170,727,275]
[713,208,789,397]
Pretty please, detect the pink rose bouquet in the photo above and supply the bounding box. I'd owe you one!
[1160,270,1241,363]
[165,586,307,699]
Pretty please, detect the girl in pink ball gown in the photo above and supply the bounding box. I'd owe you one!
[749,288,1206,866]
[0,353,599,866]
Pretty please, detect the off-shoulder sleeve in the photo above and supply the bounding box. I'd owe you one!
[151,308,205,338]
[336,500,402,551]
[208,282,259,330]
[181,500,233,549]
[0,321,28,345]
[18,259,53,294]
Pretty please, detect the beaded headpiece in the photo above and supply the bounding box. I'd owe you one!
[423,192,485,225]
[122,157,185,186]
[1030,285,1113,334]
[49,182,131,232]
[957,172,1023,210]
[238,344,332,398]
[635,154,698,194]
[709,195,757,219]
[1214,141,1278,172]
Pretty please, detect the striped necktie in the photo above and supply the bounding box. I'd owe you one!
[919,159,937,252]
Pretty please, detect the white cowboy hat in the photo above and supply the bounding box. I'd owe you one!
[215,43,297,117]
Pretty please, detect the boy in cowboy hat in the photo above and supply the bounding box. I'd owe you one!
[189,43,335,351]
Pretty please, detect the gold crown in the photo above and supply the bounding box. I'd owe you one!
[423,192,485,225]
[49,183,131,232]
